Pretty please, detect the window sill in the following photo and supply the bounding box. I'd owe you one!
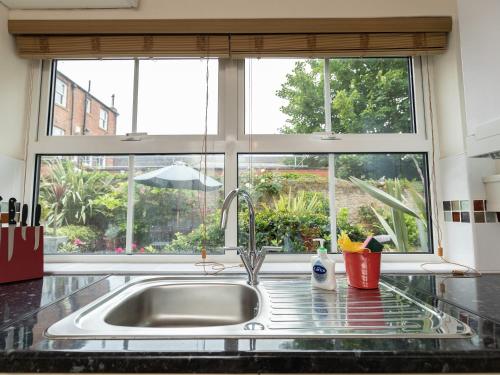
[44,261,462,275]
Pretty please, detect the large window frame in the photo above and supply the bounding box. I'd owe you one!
[24,57,441,263]
[98,108,108,131]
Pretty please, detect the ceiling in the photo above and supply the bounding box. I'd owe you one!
[1,0,138,9]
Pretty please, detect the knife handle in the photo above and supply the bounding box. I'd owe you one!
[8,198,16,225]
[35,204,41,226]
[21,204,28,226]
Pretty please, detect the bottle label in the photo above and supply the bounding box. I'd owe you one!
[313,260,327,282]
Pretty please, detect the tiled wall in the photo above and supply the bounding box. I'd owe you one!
[443,200,500,223]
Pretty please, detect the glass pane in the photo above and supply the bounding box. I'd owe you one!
[38,154,225,255]
[237,153,430,253]
[238,154,332,253]
[38,155,129,254]
[335,153,429,253]
[137,59,218,135]
[132,155,224,254]
[245,57,414,135]
[51,60,134,136]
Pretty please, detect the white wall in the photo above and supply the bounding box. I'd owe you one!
[0,4,29,160]
[0,154,24,199]
[0,4,29,200]
[432,7,466,159]
[458,0,500,272]
[8,0,456,19]
[457,0,500,136]
[436,0,500,271]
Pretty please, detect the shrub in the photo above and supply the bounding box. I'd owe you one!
[336,208,370,242]
[162,212,224,254]
[56,225,101,253]
[239,191,331,252]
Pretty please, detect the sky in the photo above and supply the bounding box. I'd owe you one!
[57,58,301,136]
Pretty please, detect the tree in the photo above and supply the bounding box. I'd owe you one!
[277,58,412,135]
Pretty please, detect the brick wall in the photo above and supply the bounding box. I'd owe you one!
[53,73,117,137]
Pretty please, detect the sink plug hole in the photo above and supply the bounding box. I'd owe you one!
[244,322,265,331]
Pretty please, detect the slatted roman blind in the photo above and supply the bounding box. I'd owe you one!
[8,17,452,59]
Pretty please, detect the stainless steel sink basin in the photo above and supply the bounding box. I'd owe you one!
[104,283,258,328]
[46,276,473,339]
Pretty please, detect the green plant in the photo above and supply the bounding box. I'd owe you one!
[163,212,224,254]
[39,159,118,234]
[56,225,101,253]
[263,190,325,215]
[277,58,412,135]
[239,190,330,252]
[143,245,158,254]
[349,176,427,252]
[336,207,370,242]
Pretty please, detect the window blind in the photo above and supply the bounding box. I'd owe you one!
[9,17,452,59]
[14,35,230,58]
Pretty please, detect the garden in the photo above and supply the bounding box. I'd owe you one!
[39,154,430,255]
[39,58,430,254]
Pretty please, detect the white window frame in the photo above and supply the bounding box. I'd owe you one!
[99,108,108,130]
[54,78,67,107]
[52,126,65,136]
[23,57,442,264]
[85,97,91,113]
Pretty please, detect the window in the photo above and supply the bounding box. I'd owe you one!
[81,156,105,168]
[238,153,430,253]
[137,59,219,135]
[99,109,108,130]
[48,59,218,137]
[52,126,65,136]
[54,78,67,107]
[31,56,434,257]
[37,154,224,254]
[245,58,414,135]
[50,60,134,136]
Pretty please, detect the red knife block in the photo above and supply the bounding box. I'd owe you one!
[0,226,44,284]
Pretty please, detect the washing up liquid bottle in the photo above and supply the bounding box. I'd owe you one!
[311,238,336,290]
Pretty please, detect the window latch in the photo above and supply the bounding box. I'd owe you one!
[313,131,341,140]
[121,132,148,142]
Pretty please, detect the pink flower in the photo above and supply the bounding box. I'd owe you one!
[115,247,124,254]
[132,243,137,250]
[139,247,145,253]
[73,238,84,246]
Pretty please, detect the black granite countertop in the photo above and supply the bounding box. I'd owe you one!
[1,273,500,373]
[0,275,104,331]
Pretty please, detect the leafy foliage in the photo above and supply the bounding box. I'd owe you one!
[56,225,101,253]
[277,58,412,135]
[162,212,224,254]
[349,177,427,252]
[39,159,119,235]
[336,208,370,242]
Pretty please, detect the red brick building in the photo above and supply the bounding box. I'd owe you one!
[52,72,118,136]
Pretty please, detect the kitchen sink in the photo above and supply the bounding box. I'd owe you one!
[46,276,473,339]
[104,283,259,328]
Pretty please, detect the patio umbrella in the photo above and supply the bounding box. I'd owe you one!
[134,162,222,191]
[134,162,222,230]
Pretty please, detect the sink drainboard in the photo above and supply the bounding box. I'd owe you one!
[46,276,472,339]
[262,279,465,336]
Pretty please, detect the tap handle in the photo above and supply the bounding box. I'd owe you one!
[223,246,245,254]
[260,246,283,254]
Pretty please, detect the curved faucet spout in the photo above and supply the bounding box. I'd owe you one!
[220,188,259,285]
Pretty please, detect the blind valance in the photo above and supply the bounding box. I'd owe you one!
[9,17,452,59]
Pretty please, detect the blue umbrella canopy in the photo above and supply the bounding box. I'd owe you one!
[134,162,222,192]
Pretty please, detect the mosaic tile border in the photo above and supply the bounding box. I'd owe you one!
[443,200,500,223]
